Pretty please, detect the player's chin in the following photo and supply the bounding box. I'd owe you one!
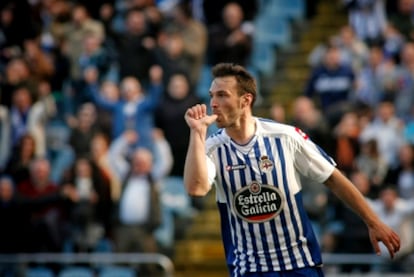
[215,120,225,128]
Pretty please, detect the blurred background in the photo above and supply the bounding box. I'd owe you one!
[0,0,414,276]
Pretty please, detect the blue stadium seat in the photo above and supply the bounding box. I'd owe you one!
[261,0,305,21]
[249,39,277,77]
[99,266,137,277]
[58,266,94,277]
[196,64,213,103]
[26,266,55,277]
[254,16,292,48]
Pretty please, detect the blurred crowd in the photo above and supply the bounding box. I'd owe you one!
[277,0,414,273]
[0,0,262,267]
[0,0,413,275]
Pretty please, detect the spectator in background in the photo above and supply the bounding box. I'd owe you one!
[62,28,111,120]
[78,31,117,83]
[109,129,172,272]
[154,31,192,87]
[332,111,361,175]
[4,133,37,185]
[384,143,414,199]
[38,0,72,92]
[9,86,34,148]
[355,138,388,197]
[88,65,163,150]
[16,157,71,252]
[382,23,405,62]
[393,42,414,121]
[369,186,414,272]
[68,102,101,159]
[387,0,414,42]
[22,36,55,84]
[269,102,286,123]
[335,25,370,73]
[112,8,157,86]
[290,96,333,154]
[93,80,120,138]
[0,1,39,69]
[154,72,200,252]
[90,132,121,205]
[0,174,76,254]
[201,0,258,27]
[341,0,387,45]
[62,156,112,252]
[28,79,57,158]
[353,45,388,108]
[0,105,10,171]
[60,3,105,82]
[207,2,253,67]
[359,99,405,169]
[0,58,35,109]
[43,112,75,184]
[304,45,356,128]
[168,1,208,86]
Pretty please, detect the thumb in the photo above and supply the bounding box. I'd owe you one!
[204,114,218,125]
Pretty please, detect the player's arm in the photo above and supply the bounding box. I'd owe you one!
[183,104,217,196]
[324,168,401,258]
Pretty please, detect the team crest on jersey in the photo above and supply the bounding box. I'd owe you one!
[233,181,285,223]
[259,156,273,173]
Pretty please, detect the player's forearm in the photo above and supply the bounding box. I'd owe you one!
[183,130,211,197]
[324,169,380,228]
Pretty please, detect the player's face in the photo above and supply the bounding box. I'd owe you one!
[209,76,244,129]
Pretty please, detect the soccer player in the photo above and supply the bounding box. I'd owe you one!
[183,63,400,276]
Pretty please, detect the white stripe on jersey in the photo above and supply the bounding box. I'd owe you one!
[206,118,336,275]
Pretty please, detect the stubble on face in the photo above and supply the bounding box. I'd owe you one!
[210,77,243,129]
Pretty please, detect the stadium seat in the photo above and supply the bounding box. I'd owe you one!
[249,39,277,77]
[196,64,213,103]
[26,266,55,277]
[254,16,292,48]
[261,0,305,21]
[99,266,137,277]
[58,266,94,277]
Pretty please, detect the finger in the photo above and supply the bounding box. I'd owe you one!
[392,232,401,251]
[370,237,381,256]
[201,104,207,115]
[385,241,395,259]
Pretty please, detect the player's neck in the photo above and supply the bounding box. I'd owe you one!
[226,115,256,145]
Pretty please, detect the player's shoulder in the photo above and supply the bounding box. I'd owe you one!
[206,128,228,152]
[257,118,305,139]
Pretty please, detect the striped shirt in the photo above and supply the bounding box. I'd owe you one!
[206,118,336,276]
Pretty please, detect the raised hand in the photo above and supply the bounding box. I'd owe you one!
[185,104,217,133]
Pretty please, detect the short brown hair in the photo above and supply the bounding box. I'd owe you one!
[211,63,257,106]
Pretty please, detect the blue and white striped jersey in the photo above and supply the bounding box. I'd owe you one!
[205,118,336,276]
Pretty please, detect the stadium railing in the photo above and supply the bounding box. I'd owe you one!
[0,252,174,277]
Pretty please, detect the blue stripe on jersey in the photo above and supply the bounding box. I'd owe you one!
[229,143,253,275]
[294,192,323,266]
[218,201,236,267]
[261,137,287,270]
[275,137,311,267]
[316,144,335,165]
[253,138,276,271]
[222,143,250,275]
[242,148,262,273]
[273,138,299,269]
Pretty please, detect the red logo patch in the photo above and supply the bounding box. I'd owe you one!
[295,127,309,140]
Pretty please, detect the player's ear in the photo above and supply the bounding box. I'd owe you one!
[242,93,253,107]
